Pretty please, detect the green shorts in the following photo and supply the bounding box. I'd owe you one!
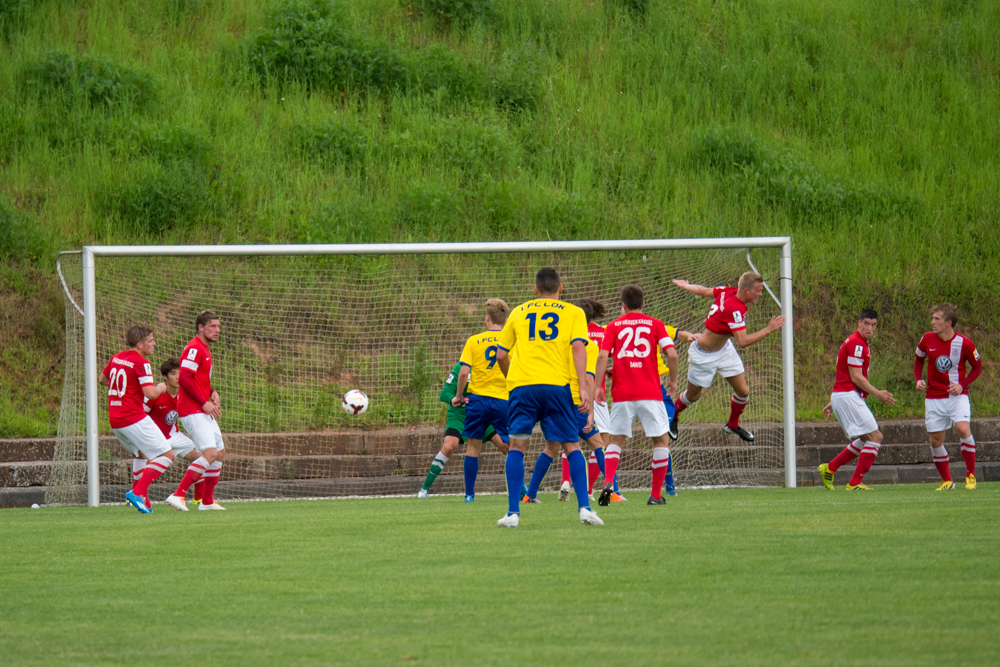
[445,405,496,444]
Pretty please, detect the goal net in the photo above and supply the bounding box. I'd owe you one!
[49,241,792,506]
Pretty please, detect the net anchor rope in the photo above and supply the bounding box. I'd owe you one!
[57,250,84,317]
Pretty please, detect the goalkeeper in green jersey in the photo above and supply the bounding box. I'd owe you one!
[417,362,516,497]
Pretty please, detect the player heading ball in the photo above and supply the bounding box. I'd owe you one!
[671,272,785,442]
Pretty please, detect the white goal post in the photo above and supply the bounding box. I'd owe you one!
[64,237,794,507]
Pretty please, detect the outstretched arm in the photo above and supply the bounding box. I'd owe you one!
[672,279,714,298]
[451,366,471,407]
[732,316,785,348]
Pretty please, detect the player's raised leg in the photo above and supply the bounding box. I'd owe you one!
[672,273,784,441]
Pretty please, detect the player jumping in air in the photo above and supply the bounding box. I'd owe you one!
[817,310,897,491]
[495,267,603,527]
[100,325,173,514]
[165,310,227,511]
[132,357,201,508]
[450,299,513,502]
[914,303,982,491]
[671,272,785,442]
[594,285,681,507]
[524,298,605,504]
[416,361,510,498]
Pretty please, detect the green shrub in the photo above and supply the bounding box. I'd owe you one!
[397,178,463,240]
[0,198,56,264]
[134,122,212,166]
[246,0,542,110]
[18,51,158,110]
[245,0,408,94]
[0,0,33,39]
[690,128,921,221]
[290,118,368,168]
[298,196,390,243]
[96,161,207,235]
[411,0,495,28]
[490,41,543,112]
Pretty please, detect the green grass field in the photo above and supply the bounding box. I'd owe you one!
[2,0,999,436]
[2,485,997,666]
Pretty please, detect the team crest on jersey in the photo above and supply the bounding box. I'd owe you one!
[855,345,864,357]
[144,363,152,375]
[165,410,178,426]
[935,356,953,372]
[974,348,980,361]
[446,372,455,383]
[187,348,197,360]
[733,311,743,323]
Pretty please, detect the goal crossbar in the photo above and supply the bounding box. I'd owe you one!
[78,237,796,506]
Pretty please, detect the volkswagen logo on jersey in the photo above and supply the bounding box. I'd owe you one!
[935,356,953,373]
[165,409,178,426]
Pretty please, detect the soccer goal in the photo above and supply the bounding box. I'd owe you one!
[50,238,795,507]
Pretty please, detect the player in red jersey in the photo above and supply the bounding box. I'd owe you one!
[165,310,227,511]
[914,303,982,491]
[594,285,679,507]
[817,310,897,491]
[133,357,200,506]
[671,272,784,442]
[99,325,173,514]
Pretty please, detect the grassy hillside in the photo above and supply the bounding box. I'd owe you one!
[1,0,998,437]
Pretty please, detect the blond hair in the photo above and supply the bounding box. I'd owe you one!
[485,298,509,326]
[932,302,958,327]
[737,271,764,292]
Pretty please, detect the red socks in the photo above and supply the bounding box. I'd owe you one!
[932,446,952,481]
[202,461,223,505]
[603,445,622,487]
[561,453,570,486]
[173,457,208,498]
[960,437,976,477]
[650,447,670,499]
[193,479,205,503]
[828,439,863,473]
[588,453,601,494]
[726,394,749,430]
[674,391,692,417]
[848,443,879,486]
[133,455,171,497]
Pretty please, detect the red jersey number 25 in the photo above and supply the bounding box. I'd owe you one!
[616,326,652,358]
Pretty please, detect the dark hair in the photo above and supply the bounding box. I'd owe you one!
[160,357,180,377]
[621,285,644,311]
[932,302,958,327]
[195,310,219,332]
[577,298,606,322]
[859,308,878,322]
[574,299,595,324]
[535,267,560,295]
[126,325,153,347]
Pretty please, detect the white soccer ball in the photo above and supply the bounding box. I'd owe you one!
[31,504,40,509]
[342,389,369,415]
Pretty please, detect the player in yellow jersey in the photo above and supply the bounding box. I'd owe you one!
[494,268,603,527]
[451,299,511,502]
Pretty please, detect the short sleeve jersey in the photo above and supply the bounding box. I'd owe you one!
[588,323,608,393]
[459,330,509,400]
[832,331,871,398]
[103,350,154,428]
[704,287,749,336]
[916,332,981,399]
[440,362,471,404]
[656,324,679,377]
[177,337,213,417]
[601,313,674,401]
[144,390,179,439]
[568,338,599,405]
[498,299,589,390]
